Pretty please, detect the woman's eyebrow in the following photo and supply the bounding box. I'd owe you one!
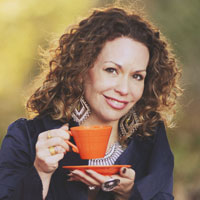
[134,70,147,73]
[103,61,122,69]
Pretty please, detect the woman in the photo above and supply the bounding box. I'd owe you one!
[0,6,182,200]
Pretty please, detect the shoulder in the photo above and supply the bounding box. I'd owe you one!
[150,121,174,164]
[4,118,33,146]
[153,121,170,145]
[1,118,36,164]
[7,118,27,132]
[132,121,171,155]
[5,116,49,147]
[155,121,166,134]
[6,118,29,142]
[134,121,166,142]
[7,117,43,137]
[6,115,65,139]
[2,117,49,159]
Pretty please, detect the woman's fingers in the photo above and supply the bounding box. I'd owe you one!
[34,124,70,174]
[84,169,109,184]
[46,127,70,140]
[38,124,70,140]
[111,168,135,199]
[37,125,71,152]
[68,170,102,186]
[46,136,69,151]
[67,168,135,200]
[119,167,135,180]
[45,152,65,164]
[60,124,69,131]
[67,168,135,185]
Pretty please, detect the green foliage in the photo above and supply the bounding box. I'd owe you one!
[144,0,200,198]
[0,0,96,141]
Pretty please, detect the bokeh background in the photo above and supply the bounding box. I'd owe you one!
[0,0,199,199]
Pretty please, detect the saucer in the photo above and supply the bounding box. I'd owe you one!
[62,165,131,175]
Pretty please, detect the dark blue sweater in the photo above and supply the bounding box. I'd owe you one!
[0,116,174,200]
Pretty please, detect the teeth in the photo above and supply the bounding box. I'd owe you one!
[109,99,124,106]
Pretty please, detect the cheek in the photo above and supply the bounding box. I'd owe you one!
[84,77,104,97]
[84,70,98,92]
[84,68,117,96]
[90,73,115,92]
[130,84,144,100]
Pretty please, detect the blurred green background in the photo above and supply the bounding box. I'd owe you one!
[0,0,199,199]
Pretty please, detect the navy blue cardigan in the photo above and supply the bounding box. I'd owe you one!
[0,116,174,200]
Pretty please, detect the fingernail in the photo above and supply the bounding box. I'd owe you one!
[122,168,126,174]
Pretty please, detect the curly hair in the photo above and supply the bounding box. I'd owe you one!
[26,6,182,140]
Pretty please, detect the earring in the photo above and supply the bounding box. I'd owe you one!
[119,107,140,139]
[71,96,91,125]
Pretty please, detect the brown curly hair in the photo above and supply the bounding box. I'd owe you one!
[26,6,182,139]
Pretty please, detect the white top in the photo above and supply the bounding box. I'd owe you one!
[88,142,124,166]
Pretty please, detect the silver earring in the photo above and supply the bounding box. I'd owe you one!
[71,96,91,125]
[119,107,140,139]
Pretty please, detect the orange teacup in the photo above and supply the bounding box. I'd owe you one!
[66,126,112,159]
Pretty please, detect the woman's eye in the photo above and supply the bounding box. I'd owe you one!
[105,68,117,74]
[132,74,144,81]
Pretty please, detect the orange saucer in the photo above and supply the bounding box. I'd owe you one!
[62,165,131,175]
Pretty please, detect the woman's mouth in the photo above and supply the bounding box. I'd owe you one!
[104,95,128,110]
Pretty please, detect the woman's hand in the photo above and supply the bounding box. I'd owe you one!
[112,168,135,200]
[34,125,70,173]
[34,124,70,198]
[68,167,135,200]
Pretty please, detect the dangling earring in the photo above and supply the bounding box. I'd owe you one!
[119,107,140,139]
[71,96,91,125]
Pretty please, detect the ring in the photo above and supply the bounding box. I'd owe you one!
[49,146,56,155]
[101,178,120,192]
[47,132,52,139]
[88,186,96,190]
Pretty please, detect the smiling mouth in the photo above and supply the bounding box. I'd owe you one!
[104,95,129,110]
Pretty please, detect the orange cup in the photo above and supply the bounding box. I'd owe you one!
[65,126,112,159]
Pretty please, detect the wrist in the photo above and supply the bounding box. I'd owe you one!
[34,162,53,199]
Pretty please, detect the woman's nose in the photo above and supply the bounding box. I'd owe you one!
[114,78,129,96]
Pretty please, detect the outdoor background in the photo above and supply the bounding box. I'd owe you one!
[0,0,199,199]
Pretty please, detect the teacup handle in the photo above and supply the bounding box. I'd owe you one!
[65,140,79,153]
[65,130,79,153]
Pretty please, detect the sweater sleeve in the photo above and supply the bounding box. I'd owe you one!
[129,122,174,200]
[0,119,43,200]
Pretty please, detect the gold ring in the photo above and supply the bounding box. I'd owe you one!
[49,146,56,155]
[47,132,52,139]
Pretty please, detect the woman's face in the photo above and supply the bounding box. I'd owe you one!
[83,37,149,124]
